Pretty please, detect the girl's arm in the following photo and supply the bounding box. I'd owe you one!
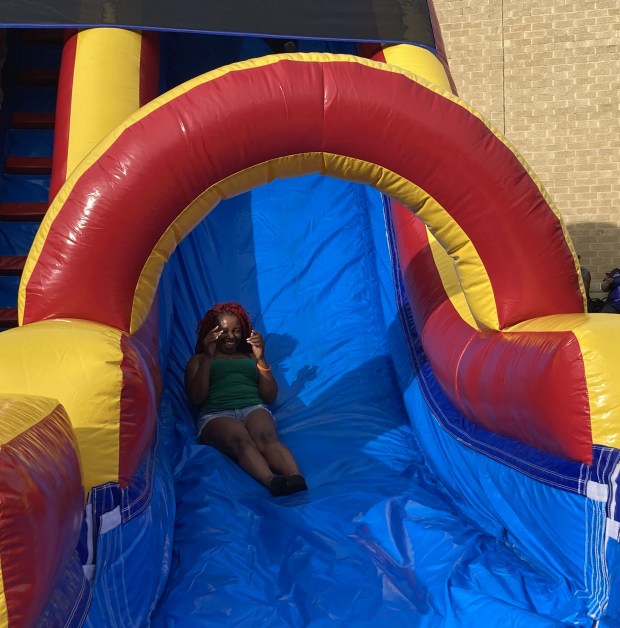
[185,324,223,405]
[185,354,212,405]
[256,360,278,404]
[247,329,278,403]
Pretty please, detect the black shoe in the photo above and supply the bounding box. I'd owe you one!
[286,474,308,494]
[269,475,288,497]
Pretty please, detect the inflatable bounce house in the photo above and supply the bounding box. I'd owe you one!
[0,2,618,626]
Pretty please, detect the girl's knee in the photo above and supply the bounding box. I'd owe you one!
[230,434,259,457]
[254,430,279,452]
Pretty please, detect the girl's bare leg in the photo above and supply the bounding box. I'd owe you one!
[200,416,274,487]
[244,408,301,476]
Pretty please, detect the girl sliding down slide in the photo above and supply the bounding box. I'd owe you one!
[185,302,308,496]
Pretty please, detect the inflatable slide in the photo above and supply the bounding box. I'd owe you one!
[0,12,619,628]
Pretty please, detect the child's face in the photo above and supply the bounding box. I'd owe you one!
[217,314,243,353]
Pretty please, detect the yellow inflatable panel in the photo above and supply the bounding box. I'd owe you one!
[68,29,145,176]
[508,313,620,448]
[0,320,124,492]
[381,43,453,91]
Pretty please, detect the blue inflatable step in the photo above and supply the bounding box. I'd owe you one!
[0,174,51,203]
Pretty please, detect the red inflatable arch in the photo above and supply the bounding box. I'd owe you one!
[19,53,609,465]
[20,54,582,334]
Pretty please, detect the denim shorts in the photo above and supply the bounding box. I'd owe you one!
[196,404,273,437]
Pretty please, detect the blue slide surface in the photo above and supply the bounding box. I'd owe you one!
[146,174,588,626]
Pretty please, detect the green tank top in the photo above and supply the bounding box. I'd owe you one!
[201,358,263,411]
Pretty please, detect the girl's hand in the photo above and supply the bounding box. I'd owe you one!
[247,329,265,361]
[203,325,222,357]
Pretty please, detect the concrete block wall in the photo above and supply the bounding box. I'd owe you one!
[432,0,620,284]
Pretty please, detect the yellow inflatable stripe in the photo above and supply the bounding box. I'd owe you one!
[376,45,481,330]
[507,313,620,448]
[416,196,498,331]
[379,48,583,308]
[0,564,6,628]
[426,230,478,329]
[357,48,567,256]
[68,29,143,177]
[131,152,496,332]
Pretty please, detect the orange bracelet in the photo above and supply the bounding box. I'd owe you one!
[256,362,271,372]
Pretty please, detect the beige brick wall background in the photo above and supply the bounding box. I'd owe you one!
[432,0,620,287]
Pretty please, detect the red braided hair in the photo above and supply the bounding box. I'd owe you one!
[195,302,253,354]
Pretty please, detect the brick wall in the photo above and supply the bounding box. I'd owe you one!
[432,0,620,285]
